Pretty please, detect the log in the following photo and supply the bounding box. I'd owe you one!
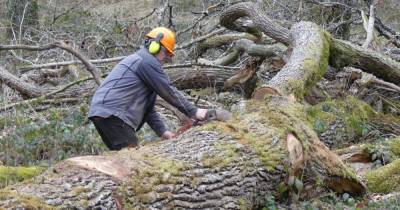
[0,96,365,209]
[220,2,400,85]
[329,39,400,85]
[265,22,329,99]
[0,66,43,98]
[167,67,237,90]
[0,67,236,111]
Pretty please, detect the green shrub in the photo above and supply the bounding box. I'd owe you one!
[0,104,106,166]
[0,165,45,188]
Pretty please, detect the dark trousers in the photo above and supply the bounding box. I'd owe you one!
[90,116,138,151]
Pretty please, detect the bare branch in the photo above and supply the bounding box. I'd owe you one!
[20,56,126,72]
[1,41,102,85]
[361,2,376,48]
[53,41,102,85]
[175,28,225,50]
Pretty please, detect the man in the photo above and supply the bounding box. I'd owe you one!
[88,27,207,150]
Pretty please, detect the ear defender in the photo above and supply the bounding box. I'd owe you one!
[149,33,164,55]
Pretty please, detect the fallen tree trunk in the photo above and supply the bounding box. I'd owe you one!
[167,67,236,90]
[220,2,400,85]
[0,20,365,209]
[0,97,365,209]
[329,39,400,85]
[0,66,44,98]
[265,22,329,98]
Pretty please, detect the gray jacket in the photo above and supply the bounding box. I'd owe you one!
[88,48,197,136]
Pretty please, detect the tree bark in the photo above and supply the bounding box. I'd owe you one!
[167,67,237,90]
[265,22,329,99]
[330,38,400,85]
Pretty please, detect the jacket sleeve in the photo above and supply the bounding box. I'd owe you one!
[145,108,167,137]
[136,61,198,118]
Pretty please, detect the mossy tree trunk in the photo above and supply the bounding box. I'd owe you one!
[0,97,365,209]
[0,7,367,210]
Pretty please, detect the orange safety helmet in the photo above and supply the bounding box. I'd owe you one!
[146,27,176,56]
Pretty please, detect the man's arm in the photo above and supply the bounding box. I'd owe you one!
[136,61,198,118]
[145,108,167,137]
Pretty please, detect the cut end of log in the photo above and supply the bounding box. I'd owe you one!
[326,176,367,196]
[252,87,281,100]
[286,133,304,174]
[67,155,132,181]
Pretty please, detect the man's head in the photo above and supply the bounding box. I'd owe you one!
[145,27,175,63]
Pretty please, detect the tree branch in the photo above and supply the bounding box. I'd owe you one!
[361,2,376,48]
[1,41,102,85]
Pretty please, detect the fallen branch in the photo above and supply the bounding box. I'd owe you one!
[175,28,225,50]
[0,97,83,112]
[344,67,400,92]
[0,74,102,111]
[0,66,44,98]
[1,41,102,85]
[19,56,126,72]
[20,58,240,72]
[204,39,285,66]
[195,32,259,56]
[374,17,400,48]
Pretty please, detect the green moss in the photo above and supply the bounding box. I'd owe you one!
[388,137,400,157]
[127,155,186,197]
[122,155,186,206]
[289,29,330,99]
[200,97,362,194]
[238,197,251,210]
[366,159,400,193]
[72,186,88,195]
[0,190,53,209]
[199,114,286,172]
[306,96,378,141]
[0,165,45,188]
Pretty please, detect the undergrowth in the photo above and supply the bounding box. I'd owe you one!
[0,103,106,167]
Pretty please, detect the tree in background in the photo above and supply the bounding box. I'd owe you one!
[5,0,38,41]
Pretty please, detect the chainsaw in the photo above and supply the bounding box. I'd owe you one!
[175,109,232,136]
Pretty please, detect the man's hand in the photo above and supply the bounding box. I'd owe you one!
[195,108,208,120]
[162,131,176,139]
